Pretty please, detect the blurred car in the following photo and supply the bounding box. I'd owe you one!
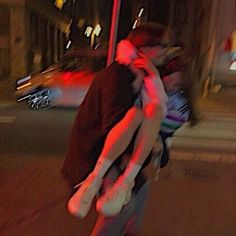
[15,49,106,109]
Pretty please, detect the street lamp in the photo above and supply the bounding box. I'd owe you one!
[132,7,145,29]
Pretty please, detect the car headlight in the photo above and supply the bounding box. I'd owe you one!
[16,75,32,90]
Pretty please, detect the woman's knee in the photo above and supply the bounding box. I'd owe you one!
[143,103,162,120]
[126,107,143,127]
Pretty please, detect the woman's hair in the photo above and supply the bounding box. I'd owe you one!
[127,22,167,48]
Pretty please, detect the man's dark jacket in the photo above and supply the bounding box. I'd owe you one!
[62,62,140,188]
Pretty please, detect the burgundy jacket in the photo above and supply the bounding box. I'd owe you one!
[62,62,140,188]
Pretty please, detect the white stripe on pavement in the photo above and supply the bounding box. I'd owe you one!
[0,116,16,123]
[0,101,16,108]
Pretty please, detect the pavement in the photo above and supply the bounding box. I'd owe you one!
[0,79,15,101]
[0,80,236,235]
[171,86,236,155]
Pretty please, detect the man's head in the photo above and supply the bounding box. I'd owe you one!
[128,22,168,48]
[128,22,169,66]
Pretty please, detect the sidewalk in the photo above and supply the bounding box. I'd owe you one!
[171,86,236,155]
[153,87,236,235]
[169,86,236,177]
[1,83,236,235]
[0,79,15,101]
[197,86,236,114]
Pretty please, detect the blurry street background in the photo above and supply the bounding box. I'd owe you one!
[1,0,236,235]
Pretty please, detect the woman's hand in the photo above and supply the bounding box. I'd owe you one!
[132,53,159,76]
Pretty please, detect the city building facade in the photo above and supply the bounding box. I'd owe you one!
[0,0,235,90]
[0,0,70,81]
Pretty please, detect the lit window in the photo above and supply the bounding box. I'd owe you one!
[84,26,93,37]
[94,24,102,37]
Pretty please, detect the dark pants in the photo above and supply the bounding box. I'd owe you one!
[159,131,172,168]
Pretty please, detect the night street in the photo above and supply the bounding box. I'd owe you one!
[0,102,75,156]
[0,97,236,236]
[1,0,236,235]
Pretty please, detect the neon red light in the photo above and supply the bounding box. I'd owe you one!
[62,72,73,81]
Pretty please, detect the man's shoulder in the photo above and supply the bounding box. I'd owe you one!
[98,62,131,75]
[94,62,134,83]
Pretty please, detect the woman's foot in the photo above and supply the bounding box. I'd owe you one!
[96,177,134,217]
[67,174,103,218]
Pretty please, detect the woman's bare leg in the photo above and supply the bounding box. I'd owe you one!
[118,103,163,182]
[131,104,163,165]
[67,106,143,218]
[95,104,163,217]
[91,106,143,178]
